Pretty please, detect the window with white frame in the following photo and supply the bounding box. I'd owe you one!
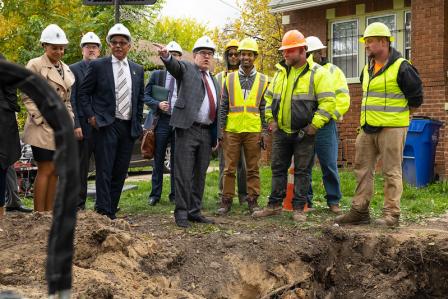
[405,11,411,60]
[329,10,411,80]
[367,14,397,48]
[331,20,358,78]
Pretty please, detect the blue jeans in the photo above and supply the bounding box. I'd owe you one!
[269,130,315,210]
[307,119,341,207]
[149,114,175,201]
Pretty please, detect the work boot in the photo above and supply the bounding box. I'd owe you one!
[0,206,4,219]
[238,194,247,205]
[246,197,260,214]
[216,197,232,216]
[374,215,399,227]
[329,204,342,215]
[252,203,282,218]
[292,209,307,222]
[334,208,370,225]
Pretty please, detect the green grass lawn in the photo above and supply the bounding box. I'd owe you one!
[73,163,448,225]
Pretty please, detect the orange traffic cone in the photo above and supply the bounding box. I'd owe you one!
[283,160,309,211]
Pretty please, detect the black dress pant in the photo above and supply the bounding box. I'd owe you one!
[94,119,135,218]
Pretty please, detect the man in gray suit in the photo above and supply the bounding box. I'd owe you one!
[158,35,220,228]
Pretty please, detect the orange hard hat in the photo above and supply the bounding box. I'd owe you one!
[279,30,307,50]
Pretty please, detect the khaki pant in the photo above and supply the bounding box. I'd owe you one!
[351,127,407,216]
[222,132,260,199]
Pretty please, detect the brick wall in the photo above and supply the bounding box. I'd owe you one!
[283,0,448,179]
[410,0,448,179]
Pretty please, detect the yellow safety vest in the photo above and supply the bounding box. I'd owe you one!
[225,72,268,133]
[216,71,225,90]
[361,58,409,127]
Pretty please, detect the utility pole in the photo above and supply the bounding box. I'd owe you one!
[83,0,157,23]
[114,0,120,23]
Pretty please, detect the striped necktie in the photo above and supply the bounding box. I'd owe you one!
[117,60,130,118]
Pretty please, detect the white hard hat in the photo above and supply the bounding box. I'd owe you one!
[80,32,101,48]
[166,41,183,54]
[106,23,132,44]
[192,35,216,52]
[40,24,69,45]
[305,36,327,53]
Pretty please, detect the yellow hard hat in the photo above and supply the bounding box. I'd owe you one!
[238,37,258,54]
[360,22,394,42]
[225,39,239,51]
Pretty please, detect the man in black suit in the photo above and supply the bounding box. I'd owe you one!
[79,24,145,219]
[144,41,183,206]
[158,35,220,228]
[69,32,101,210]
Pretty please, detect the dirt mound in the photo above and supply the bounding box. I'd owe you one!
[1,212,448,298]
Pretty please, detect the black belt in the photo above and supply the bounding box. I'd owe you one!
[115,118,131,123]
[192,122,211,129]
[279,128,306,138]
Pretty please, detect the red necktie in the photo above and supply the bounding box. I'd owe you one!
[201,71,216,122]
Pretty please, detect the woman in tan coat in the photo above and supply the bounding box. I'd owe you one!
[22,24,75,212]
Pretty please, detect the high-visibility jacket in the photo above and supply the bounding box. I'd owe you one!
[265,61,335,133]
[306,55,350,120]
[225,71,268,133]
[361,57,409,127]
[323,63,350,120]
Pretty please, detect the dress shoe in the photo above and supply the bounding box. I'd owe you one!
[148,197,160,206]
[6,206,33,213]
[175,218,191,228]
[188,215,215,224]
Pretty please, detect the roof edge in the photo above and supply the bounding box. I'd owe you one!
[269,0,346,14]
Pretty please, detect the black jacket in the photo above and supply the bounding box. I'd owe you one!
[0,54,21,169]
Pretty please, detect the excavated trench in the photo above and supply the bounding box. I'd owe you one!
[1,212,448,298]
[137,225,448,299]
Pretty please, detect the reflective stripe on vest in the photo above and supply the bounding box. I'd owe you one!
[225,71,268,133]
[361,58,409,127]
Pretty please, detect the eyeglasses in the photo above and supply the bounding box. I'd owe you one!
[227,52,238,57]
[197,50,214,57]
[83,45,100,50]
[110,40,129,47]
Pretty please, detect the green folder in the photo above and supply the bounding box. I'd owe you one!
[152,85,170,101]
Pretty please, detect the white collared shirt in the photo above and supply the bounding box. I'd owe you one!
[112,55,132,120]
[196,70,217,125]
[165,72,178,114]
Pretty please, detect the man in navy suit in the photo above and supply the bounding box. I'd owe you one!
[159,35,220,228]
[79,24,144,219]
[144,41,183,206]
[69,32,101,210]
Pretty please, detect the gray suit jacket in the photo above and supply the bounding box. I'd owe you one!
[163,57,221,138]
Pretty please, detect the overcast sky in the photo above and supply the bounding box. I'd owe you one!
[160,0,241,29]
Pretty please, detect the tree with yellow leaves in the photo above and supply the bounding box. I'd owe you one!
[213,0,283,76]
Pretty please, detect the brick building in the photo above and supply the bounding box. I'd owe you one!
[268,0,448,179]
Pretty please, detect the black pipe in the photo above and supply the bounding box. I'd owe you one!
[0,60,79,296]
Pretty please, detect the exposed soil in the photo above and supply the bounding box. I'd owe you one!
[1,210,448,298]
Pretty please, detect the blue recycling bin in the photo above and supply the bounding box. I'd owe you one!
[402,118,443,187]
